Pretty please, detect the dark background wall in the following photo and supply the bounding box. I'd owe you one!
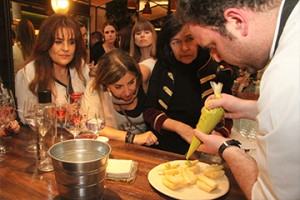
[0,0,14,92]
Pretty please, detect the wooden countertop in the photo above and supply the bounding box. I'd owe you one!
[0,126,246,200]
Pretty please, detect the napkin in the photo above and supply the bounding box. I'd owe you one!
[106,159,134,179]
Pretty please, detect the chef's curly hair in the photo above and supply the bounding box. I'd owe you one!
[176,0,281,36]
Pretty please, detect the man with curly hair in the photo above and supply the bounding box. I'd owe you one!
[176,0,299,199]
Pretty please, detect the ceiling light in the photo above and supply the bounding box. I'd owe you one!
[142,1,152,15]
[51,0,69,14]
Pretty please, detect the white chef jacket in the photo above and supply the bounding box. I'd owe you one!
[252,1,300,199]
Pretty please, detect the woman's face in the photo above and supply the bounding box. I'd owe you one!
[107,72,137,101]
[49,27,75,67]
[134,29,153,48]
[103,25,117,45]
[169,25,198,64]
[80,26,88,45]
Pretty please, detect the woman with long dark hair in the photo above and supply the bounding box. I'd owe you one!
[15,14,90,123]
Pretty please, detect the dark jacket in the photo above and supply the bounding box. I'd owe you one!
[143,48,236,154]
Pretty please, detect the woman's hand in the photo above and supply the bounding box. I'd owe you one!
[134,131,159,146]
[0,120,20,137]
[175,123,195,144]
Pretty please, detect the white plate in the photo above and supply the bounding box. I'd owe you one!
[148,160,229,200]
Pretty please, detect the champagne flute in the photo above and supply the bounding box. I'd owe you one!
[23,98,37,152]
[56,101,68,129]
[69,92,83,112]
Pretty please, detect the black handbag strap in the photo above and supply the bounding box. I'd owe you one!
[274,0,298,52]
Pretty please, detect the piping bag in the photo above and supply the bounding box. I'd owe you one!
[186,82,225,160]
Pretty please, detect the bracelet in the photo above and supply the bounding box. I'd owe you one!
[125,131,135,144]
[218,139,241,160]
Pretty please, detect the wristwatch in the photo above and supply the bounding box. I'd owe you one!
[218,139,241,160]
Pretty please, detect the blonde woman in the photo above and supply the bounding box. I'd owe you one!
[130,19,157,92]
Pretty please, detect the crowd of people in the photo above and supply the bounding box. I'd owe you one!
[3,0,299,198]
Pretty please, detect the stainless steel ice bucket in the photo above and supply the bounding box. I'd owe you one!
[48,139,111,200]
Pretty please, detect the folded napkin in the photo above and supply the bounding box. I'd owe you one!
[106,159,134,179]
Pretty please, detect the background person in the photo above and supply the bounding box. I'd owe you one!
[129,19,157,91]
[177,0,300,199]
[15,14,90,124]
[90,31,103,49]
[143,14,236,155]
[90,21,118,65]
[13,18,35,76]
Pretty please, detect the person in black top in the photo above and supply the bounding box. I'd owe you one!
[143,14,236,155]
[90,21,118,65]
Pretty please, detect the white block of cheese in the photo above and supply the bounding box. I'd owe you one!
[106,159,133,178]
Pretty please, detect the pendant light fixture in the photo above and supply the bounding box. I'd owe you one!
[142,1,152,15]
[51,0,69,14]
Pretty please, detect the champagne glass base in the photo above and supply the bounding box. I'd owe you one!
[38,166,54,172]
[0,144,12,154]
[0,154,6,162]
[38,159,54,172]
[77,132,98,140]
[26,143,37,153]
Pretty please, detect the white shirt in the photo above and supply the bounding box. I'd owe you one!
[12,43,24,76]
[139,57,157,73]
[15,60,90,124]
[252,1,300,199]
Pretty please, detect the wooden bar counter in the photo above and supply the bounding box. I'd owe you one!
[0,126,246,200]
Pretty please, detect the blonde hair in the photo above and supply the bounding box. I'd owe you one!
[129,19,157,62]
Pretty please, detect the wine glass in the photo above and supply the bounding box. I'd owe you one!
[68,92,83,112]
[23,98,37,153]
[56,101,68,129]
[0,97,15,161]
[65,108,85,139]
[78,110,105,140]
[0,101,10,162]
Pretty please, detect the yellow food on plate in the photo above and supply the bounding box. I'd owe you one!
[202,164,224,173]
[202,164,225,179]
[160,161,224,193]
[186,164,200,174]
[163,168,180,175]
[204,169,225,179]
[196,180,217,193]
[180,167,197,185]
[185,159,199,166]
[197,174,218,189]
[163,175,186,190]
[165,162,180,169]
